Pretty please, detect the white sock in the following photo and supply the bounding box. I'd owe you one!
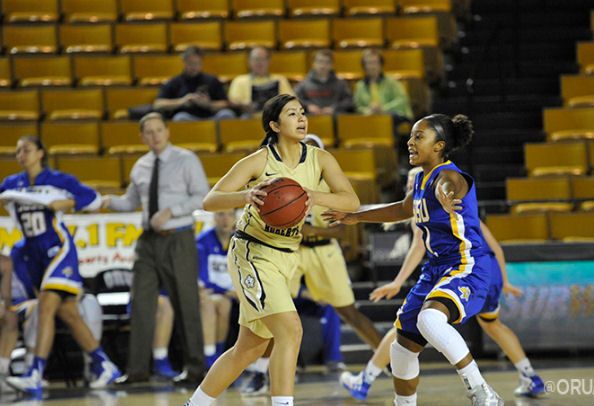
[457,360,485,392]
[153,347,168,360]
[514,358,535,376]
[0,357,10,375]
[254,357,270,374]
[395,393,417,405]
[204,345,216,356]
[271,396,293,406]
[189,386,216,406]
[416,308,470,365]
[363,360,383,383]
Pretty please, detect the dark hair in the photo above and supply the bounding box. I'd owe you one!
[361,48,384,68]
[314,49,333,62]
[260,94,302,147]
[18,135,49,168]
[423,113,473,159]
[182,45,204,60]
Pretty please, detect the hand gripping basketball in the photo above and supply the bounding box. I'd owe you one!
[259,177,308,228]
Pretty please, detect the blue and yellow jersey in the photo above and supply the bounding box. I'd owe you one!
[0,168,100,241]
[236,143,322,251]
[196,227,233,294]
[412,161,485,264]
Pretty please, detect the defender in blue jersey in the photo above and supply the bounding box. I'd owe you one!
[196,209,236,368]
[0,136,120,395]
[324,114,504,406]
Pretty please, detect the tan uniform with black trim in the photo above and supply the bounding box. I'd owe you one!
[229,143,321,338]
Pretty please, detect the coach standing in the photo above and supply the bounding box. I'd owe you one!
[102,112,208,385]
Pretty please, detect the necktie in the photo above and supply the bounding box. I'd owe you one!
[148,157,159,223]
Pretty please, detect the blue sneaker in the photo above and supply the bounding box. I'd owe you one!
[89,360,121,388]
[6,368,42,396]
[339,371,370,400]
[514,372,545,398]
[154,357,178,379]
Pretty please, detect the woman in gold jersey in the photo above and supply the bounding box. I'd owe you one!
[184,94,359,406]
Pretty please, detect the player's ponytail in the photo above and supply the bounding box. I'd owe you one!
[19,135,49,168]
[260,94,302,148]
[423,113,474,159]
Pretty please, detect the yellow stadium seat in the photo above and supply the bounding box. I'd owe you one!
[486,213,550,243]
[337,114,394,148]
[278,19,331,50]
[332,49,365,81]
[506,177,572,202]
[524,142,589,177]
[510,202,573,215]
[198,152,248,186]
[0,58,11,88]
[270,51,308,82]
[589,141,594,170]
[0,159,25,180]
[224,20,277,51]
[59,24,113,53]
[170,22,223,52]
[287,0,340,17]
[42,88,104,121]
[119,0,174,21]
[344,0,396,16]
[219,119,263,152]
[56,156,123,190]
[400,77,430,117]
[74,55,133,86]
[169,121,219,153]
[115,23,168,53]
[0,90,40,121]
[12,56,72,87]
[202,52,248,83]
[122,152,145,184]
[385,16,443,82]
[133,54,183,86]
[550,212,594,241]
[0,123,38,155]
[543,107,594,141]
[177,0,230,20]
[561,75,594,108]
[327,148,380,202]
[333,18,385,49]
[383,49,426,80]
[100,121,148,155]
[105,88,159,120]
[232,0,285,18]
[399,0,452,13]
[3,25,57,54]
[42,121,100,155]
[572,176,594,201]
[580,201,594,211]
[577,42,594,76]
[62,0,118,23]
[307,115,335,148]
[2,0,59,23]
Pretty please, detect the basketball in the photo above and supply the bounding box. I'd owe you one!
[260,177,308,228]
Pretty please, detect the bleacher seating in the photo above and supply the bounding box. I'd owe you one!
[0,123,38,155]
[59,24,113,54]
[12,56,72,87]
[41,121,100,155]
[524,141,589,176]
[41,88,104,120]
[2,0,59,23]
[61,0,118,23]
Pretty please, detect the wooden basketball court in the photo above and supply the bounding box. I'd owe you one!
[2,361,593,406]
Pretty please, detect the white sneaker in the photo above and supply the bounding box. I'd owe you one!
[89,361,121,388]
[339,371,371,400]
[6,369,42,396]
[467,382,504,406]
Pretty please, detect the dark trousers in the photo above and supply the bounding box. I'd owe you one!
[127,228,205,376]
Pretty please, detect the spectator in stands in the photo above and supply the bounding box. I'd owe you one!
[354,49,413,128]
[295,50,354,116]
[103,112,208,386]
[154,46,235,122]
[228,47,295,117]
[197,209,237,368]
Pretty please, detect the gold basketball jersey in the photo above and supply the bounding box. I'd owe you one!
[301,179,331,245]
[236,143,321,251]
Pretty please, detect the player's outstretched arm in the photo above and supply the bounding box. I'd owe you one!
[203,150,269,212]
[322,191,414,226]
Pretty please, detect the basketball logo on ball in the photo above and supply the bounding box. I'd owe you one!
[260,177,308,229]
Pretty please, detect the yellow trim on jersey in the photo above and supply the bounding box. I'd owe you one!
[420,160,452,190]
[478,312,499,321]
[41,218,67,285]
[426,290,464,324]
[41,283,81,295]
[394,298,407,329]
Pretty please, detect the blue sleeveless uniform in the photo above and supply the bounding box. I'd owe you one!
[477,255,504,322]
[0,168,100,295]
[396,161,492,339]
[197,227,233,294]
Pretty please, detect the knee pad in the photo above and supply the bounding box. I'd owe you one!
[78,294,103,341]
[390,339,419,380]
[416,308,468,365]
[23,305,39,349]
